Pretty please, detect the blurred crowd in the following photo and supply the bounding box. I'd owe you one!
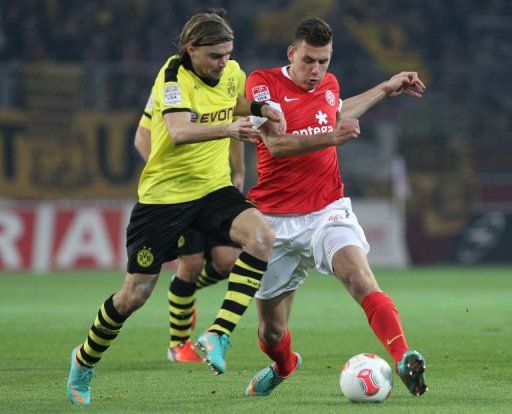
[2,1,511,96]
[1,0,510,64]
[1,0,511,189]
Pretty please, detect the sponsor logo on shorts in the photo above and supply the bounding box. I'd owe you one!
[328,214,344,222]
[328,208,350,222]
[177,235,186,248]
[136,247,154,268]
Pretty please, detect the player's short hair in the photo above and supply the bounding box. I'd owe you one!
[179,10,234,57]
[293,17,333,47]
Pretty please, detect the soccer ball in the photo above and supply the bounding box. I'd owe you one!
[339,353,393,403]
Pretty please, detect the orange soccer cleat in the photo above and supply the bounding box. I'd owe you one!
[167,340,203,363]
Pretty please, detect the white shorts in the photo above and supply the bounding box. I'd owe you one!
[256,198,370,300]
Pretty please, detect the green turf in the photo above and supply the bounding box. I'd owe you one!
[1,267,511,413]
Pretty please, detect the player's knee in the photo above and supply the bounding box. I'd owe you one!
[212,259,233,277]
[253,223,275,252]
[258,322,285,346]
[345,268,379,302]
[210,247,240,277]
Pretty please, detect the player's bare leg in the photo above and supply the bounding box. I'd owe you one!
[197,208,274,374]
[210,245,241,277]
[114,273,160,315]
[67,273,159,406]
[332,246,428,396]
[246,291,301,396]
[229,208,275,260]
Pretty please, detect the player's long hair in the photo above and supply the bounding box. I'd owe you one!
[294,17,333,46]
[178,10,234,57]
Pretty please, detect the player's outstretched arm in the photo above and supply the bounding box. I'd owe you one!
[259,118,360,157]
[339,72,426,121]
[164,111,261,145]
[134,125,151,162]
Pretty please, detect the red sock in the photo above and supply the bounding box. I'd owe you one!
[258,329,297,377]
[361,291,409,364]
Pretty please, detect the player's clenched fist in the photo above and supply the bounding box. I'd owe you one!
[228,116,262,143]
[333,119,360,145]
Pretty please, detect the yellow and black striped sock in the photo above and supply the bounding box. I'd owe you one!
[76,295,126,367]
[169,276,196,348]
[209,251,267,336]
[195,260,228,290]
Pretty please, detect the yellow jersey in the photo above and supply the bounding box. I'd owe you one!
[138,55,246,204]
[138,92,153,130]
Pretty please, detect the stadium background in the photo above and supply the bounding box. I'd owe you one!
[1,1,511,272]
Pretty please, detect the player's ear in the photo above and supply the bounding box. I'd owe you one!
[287,45,294,64]
[186,43,195,56]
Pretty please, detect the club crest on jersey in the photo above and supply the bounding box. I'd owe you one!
[163,83,181,105]
[326,90,336,105]
[252,85,270,102]
[227,77,236,98]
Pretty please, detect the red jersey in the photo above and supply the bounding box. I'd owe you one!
[246,66,344,214]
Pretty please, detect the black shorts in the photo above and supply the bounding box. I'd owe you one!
[126,186,253,274]
[176,228,240,257]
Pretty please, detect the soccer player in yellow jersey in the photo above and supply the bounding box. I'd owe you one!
[66,11,285,406]
[135,92,244,363]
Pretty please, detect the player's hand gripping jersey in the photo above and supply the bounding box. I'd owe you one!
[246,66,344,214]
[138,55,246,204]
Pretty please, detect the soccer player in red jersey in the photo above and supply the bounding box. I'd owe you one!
[244,17,428,397]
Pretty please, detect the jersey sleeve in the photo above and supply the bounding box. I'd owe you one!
[139,113,151,129]
[157,65,192,115]
[139,92,153,129]
[246,71,282,129]
[246,71,273,103]
[332,75,342,113]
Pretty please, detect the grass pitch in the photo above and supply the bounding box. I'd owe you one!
[1,267,511,413]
